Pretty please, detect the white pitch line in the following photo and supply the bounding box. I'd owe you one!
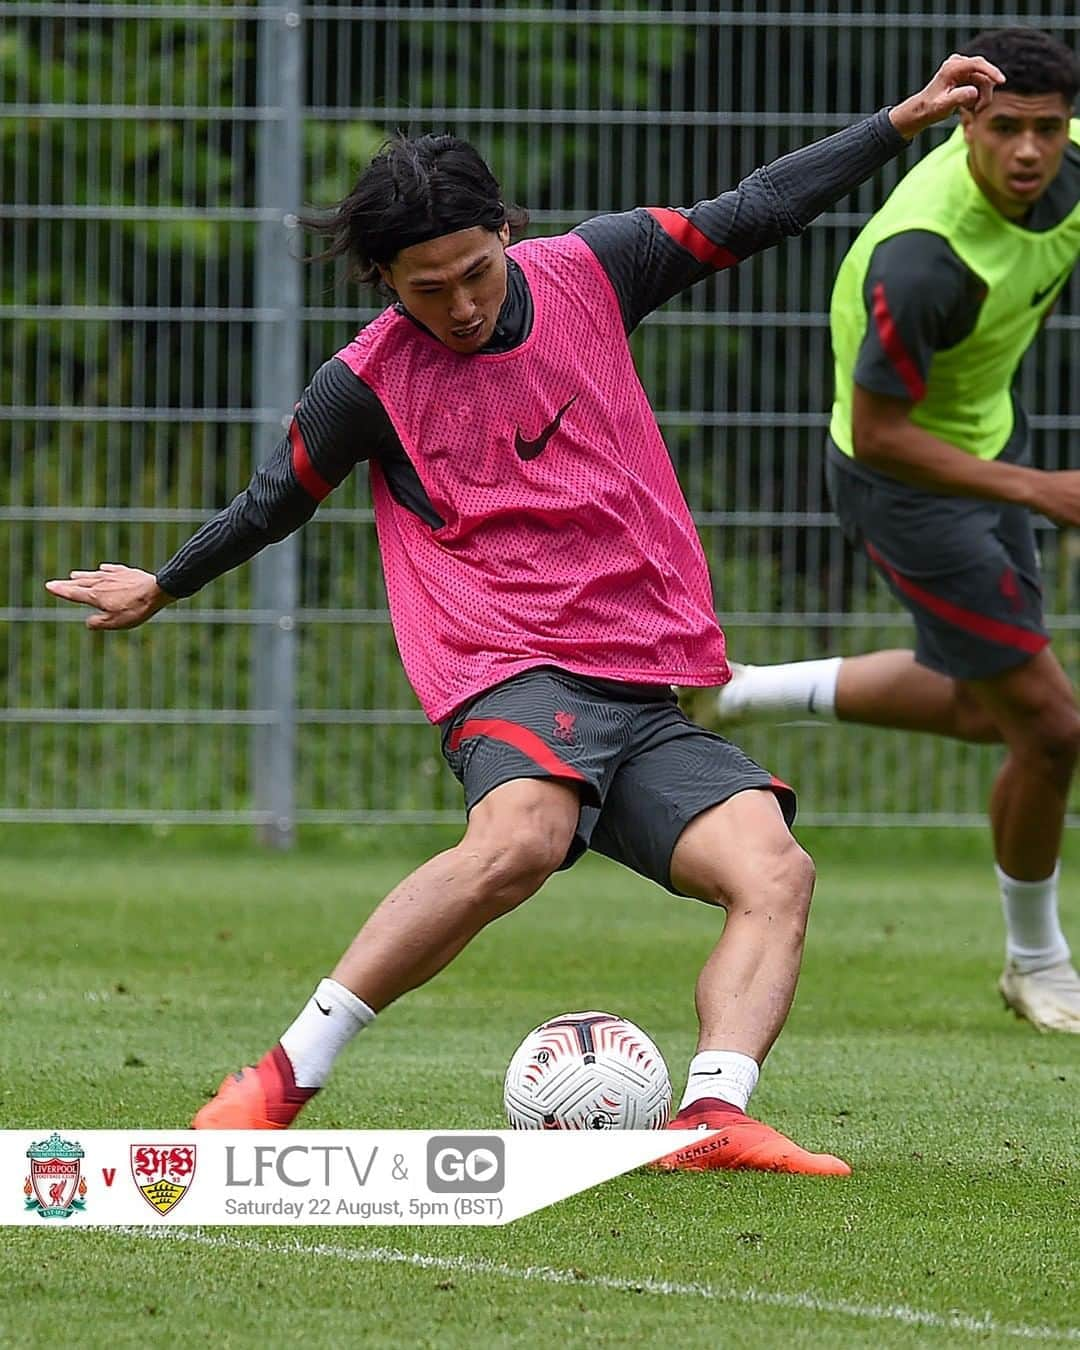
[113,1226,1080,1344]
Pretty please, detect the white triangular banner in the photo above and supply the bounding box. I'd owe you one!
[2,1130,712,1226]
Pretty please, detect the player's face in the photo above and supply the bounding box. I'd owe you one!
[962,91,1073,219]
[380,224,511,353]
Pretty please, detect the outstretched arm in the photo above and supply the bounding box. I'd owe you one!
[45,358,389,629]
[576,53,1003,331]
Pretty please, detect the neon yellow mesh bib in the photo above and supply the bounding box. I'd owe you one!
[830,121,1080,460]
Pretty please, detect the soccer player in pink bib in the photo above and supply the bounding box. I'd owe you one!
[48,54,1000,1173]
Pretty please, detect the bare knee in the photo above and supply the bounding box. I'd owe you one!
[1015,705,1080,783]
[458,793,577,917]
[480,827,568,894]
[703,836,815,931]
[456,833,564,917]
[673,791,815,923]
[755,839,816,929]
[952,687,1002,743]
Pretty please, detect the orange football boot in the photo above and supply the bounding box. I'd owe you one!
[653,1097,851,1176]
[192,1045,316,1130]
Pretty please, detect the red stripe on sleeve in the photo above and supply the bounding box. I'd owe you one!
[865,542,1047,654]
[289,417,333,502]
[871,281,927,402]
[447,717,587,782]
[646,207,739,271]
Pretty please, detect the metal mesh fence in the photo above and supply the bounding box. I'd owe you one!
[5,2,1080,836]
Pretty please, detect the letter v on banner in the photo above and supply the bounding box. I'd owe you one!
[102,1167,116,1187]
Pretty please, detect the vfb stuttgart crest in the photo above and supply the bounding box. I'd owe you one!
[24,1133,87,1219]
[131,1144,196,1215]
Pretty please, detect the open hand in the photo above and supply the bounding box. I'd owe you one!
[45,563,174,630]
[890,53,1005,139]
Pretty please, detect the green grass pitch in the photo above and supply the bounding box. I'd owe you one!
[2,826,1078,1348]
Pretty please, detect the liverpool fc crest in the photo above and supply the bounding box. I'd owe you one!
[24,1133,87,1219]
[131,1144,196,1215]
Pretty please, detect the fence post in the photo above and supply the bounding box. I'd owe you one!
[252,6,304,848]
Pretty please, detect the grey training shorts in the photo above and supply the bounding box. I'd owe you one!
[826,439,1049,681]
[441,666,796,896]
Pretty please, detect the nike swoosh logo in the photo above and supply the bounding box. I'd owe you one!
[314,1000,332,1016]
[514,395,578,461]
[1031,266,1071,306]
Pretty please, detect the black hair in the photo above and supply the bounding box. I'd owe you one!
[961,27,1079,104]
[300,133,528,285]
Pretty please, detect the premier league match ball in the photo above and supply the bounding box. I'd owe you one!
[503,1010,671,1130]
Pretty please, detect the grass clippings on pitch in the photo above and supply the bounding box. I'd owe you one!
[2,827,1078,1348]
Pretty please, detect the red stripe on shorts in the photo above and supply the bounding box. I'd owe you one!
[871,281,926,402]
[290,417,333,501]
[646,208,738,271]
[865,541,1047,654]
[447,717,587,781]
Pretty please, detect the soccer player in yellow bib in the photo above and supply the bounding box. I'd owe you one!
[685,28,1080,1033]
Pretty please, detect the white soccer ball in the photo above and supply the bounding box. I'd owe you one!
[504,1010,671,1130]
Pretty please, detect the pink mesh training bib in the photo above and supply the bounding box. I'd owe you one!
[335,232,728,722]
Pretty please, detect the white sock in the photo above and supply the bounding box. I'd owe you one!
[997,864,1071,975]
[723,657,843,720]
[279,978,376,1089]
[679,1050,760,1113]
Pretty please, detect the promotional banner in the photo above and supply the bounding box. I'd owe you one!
[2,1130,709,1226]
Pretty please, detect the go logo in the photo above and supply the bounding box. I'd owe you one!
[426,1135,505,1193]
